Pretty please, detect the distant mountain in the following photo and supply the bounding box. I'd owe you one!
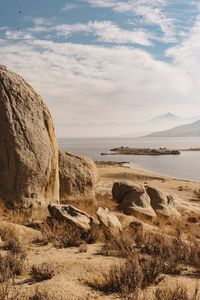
[56,112,200,138]
[123,113,200,138]
[149,112,182,123]
[146,119,200,137]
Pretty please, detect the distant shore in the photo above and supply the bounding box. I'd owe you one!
[101,146,200,156]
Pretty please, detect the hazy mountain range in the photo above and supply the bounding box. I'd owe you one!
[57,112,200,138]
[147,119,200,137]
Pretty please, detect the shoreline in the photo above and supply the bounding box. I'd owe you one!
[96,160,199,183]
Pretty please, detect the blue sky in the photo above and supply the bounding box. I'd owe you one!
[0,1,200,137]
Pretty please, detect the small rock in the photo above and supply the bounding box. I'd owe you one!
[96,207,122,236]
[48,204,93,231]
[145,186,180,217]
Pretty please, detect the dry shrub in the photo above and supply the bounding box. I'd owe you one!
[0,228,27,279]
[30,264,55,282]
[136,230,200,271]
[29,287,58,300]
[155,285,199,300]
[88,256,162,297]
[40,220,82,248]
[0,254,23,300]
[98,232,135,258]
[5,210,30,225]
[0,279,20,300]
[96,193,117,212]
[87,223,105,243]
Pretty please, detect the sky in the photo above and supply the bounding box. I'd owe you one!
[0,0,200,137]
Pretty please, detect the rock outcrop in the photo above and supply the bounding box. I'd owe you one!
[59,151,97,201]
[112,182,156,218]
[96,207,122,236]
[145,186,180,217]
[48,204,93,231]
[0,221,43,244]
[0,65,59,208]
[112,181,180,218]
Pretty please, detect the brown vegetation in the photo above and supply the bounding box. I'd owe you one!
[40,220,82,248]
[88,256,162,297]
[30,264,55,282]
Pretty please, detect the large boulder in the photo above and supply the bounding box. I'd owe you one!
[96,207,122,236]
[112,182,156,218]
[0,65,59,208]
[145,186,180,217]
[0,221,43,244]
[48,204,93,231]
[59,151,97,201]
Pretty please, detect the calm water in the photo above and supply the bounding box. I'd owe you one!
[58,137,200,182]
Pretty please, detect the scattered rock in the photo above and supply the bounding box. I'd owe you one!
[0,65,59,209]
[96,207,122,236]
[59,151,97,201]
[145,186,180,217]
[112,182,156,218]
[48,204,93,231]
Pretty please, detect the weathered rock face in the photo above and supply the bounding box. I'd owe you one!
[112,182,156,218]
[145,186,180,217]
[0,65,59,208]
[48,204,93,231]
[96,207,122,236]
[59,151,97,201]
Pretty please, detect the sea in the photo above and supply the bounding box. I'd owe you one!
[58,137,200,182]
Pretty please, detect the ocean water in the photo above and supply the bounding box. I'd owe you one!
[58,137,200,182]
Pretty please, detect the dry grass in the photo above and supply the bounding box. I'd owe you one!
[88,256,162,297]
[155,285,200,300]
[0,253,24,299]
[5,210,30,225]
[29,286,60,300]
[135,229,200,271]
[30,264,55,282]
[98,232,135,258]
[40,220,82,248]
[0,279,20,300]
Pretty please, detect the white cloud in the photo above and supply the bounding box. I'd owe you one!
[62,3,80,11]
[86,0,176,42]
[0,34,194,137]
[54,21,153,46]
[166,14,200,92]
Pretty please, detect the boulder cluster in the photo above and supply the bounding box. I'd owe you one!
[112,181,180,218]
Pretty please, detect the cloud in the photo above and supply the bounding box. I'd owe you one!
[54,21,153,46]
[4,20,153,46]
[62,3,80,11]
[166,14,200,93]
[0,32,194,137]
[86,0,176,42]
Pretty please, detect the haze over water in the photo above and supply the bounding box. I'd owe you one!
[58,137,200,182]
